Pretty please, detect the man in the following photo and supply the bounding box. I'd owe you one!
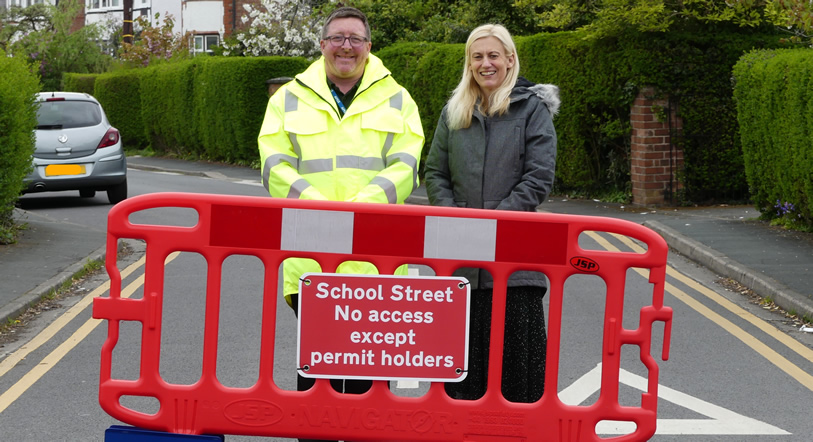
[259,5,423,302]
[259,6,423,303]
[256,6,424,434]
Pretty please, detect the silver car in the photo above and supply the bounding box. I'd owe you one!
[22,92,127,204]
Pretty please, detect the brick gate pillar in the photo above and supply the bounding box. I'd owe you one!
[630,87,683,206]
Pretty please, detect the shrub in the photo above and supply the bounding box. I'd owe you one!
[0,50,40,243]
[62,73,98,94]
[734,49,813,227]
[193,56,309,163]
[93,69,148,149]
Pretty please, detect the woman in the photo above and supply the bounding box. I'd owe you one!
[424,24,559,403]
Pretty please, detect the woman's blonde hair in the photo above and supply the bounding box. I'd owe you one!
[446,24,519,130]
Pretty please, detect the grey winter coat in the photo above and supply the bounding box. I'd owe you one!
[424,77,559,289]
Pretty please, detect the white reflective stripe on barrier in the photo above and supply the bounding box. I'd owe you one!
[281,208,354,253]
[424,216,497,261]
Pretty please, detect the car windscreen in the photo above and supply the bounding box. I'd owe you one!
[36,100,102,129]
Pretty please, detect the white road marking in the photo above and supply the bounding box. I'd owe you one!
[560,363,790,435]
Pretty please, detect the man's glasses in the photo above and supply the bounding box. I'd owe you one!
[324,35,368,47]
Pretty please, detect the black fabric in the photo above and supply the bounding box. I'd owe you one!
[445,286,547,402]
[327,78,360,115]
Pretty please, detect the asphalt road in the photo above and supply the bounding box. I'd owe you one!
[1,161,812,441]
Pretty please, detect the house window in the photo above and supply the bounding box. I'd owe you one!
[193,34,219,55]
[87,0,120,10]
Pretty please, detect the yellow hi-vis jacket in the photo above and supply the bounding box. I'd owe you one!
[258,54,425,301]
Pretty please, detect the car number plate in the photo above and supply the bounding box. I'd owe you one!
[45,164,86,176]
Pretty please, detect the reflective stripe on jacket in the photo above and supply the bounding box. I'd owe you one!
[258,54,425,298]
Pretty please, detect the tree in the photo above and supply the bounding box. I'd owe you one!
[514,0,813,42]
[0,4,51,51]
[117,13,190,67]
[752,0,813,44]
[314,0,465,48]
[3,0,111,90]
[221,0,321,58]
[315,0,542,49]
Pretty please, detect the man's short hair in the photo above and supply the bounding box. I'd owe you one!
[321,6,371,41]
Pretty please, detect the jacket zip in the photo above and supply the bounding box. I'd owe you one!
[296,78,341,120]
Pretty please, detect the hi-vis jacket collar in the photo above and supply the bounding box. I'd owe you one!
[292,54,397,122]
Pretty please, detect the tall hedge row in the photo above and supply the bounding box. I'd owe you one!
[62,73,98,95]
[194,56,309,162]
[515,32,639,190]
[733,49,813,224]
[380,30,784,199]
[72,29,785,205]
[93,70,148,148]
[140,62,200,154]
[80,56,309,164]
[0,50,40,242]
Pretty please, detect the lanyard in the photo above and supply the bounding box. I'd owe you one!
[330,88,347,116]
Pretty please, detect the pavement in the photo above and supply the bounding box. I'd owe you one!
[2,155,812,328]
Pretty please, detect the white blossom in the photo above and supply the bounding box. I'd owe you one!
[223,0,321,58]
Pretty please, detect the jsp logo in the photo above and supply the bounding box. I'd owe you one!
[570,256,599,272]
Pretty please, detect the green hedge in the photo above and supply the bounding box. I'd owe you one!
[733,49,813,226]
[94,70,148,148]
[81,29,785,204]
[62,73,98,95]
[140,61,200,155]
[518,31,637,190]
[379,30,783,199]
[193,56,309,163]
[0,50,40,243]
[90,56,308,163]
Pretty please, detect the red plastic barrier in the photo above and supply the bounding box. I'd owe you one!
[93,192,673,441]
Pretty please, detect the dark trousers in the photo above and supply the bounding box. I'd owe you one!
[445,286,547,402]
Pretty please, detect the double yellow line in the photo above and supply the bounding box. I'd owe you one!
[0,252,179,413]
[587,230,813,392]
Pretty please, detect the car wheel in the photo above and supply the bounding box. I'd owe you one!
[79,189,96,198]
[107,179,127,205]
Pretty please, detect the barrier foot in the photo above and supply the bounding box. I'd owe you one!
[105,425,225,441]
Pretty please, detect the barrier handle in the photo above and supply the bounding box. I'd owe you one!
[661,308,674,361]
[99,384,164,432]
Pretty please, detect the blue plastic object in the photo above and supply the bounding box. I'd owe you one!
[105,425,225,441]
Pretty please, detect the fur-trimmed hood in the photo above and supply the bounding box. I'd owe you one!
[514,77,560,116]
